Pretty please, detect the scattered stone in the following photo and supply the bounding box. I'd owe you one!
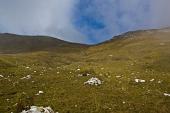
[39,91,44,94]
[75,105,78,107]
[26,67,30,69]
[131,63,134,66]
[158,80,162,84]
[131,73,135,75]
[20,75,31,80]
[116,76,121,78]
[0,75,4,78]
[84,77,102,86]
[86,73,90,76]
[106,73,109,76]
[135,79,146,83]
[78,74,82,77]
[35,91,44,96]
[150,79,155,82]
[123,101,126,104]
[78,73,90,77]
[21,106,55,113]
[101,68,104,70]
[164,93,170,97]
[22,92,26,94]
[109,55,113,57]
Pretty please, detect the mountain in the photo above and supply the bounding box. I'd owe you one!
[0,28,170,113]
[0,33,88,54]
[87,28,170,72]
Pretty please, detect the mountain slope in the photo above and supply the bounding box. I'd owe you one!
[0,28,170,113]
[86,28,170,72]
[0,33,88,54]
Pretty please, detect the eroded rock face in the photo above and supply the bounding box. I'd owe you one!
[21,106,55,113]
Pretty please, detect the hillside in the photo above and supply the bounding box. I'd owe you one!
[0,28,170,113]
[0,33,88,54]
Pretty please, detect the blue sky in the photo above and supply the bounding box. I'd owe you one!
[0,0,170,44]
[73,0,152,43]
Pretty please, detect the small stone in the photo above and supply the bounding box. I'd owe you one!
[26,67,30,69]
[39,91,44,94]
[150,79,155,82]
[116,76,121,78]
[158,81,162,84]
[20,75,31,80]
[164,93,170,97]
[135,79,145,83]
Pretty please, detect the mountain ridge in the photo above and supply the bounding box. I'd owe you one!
[1,27,170,48]
[0,33,89,54]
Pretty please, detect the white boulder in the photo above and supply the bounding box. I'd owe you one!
[84,77,102,86]
[21,106,55,113]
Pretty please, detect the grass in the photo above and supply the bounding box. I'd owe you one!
[0,29,170,113]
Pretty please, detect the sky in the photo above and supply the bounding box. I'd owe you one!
[0,0,170,44]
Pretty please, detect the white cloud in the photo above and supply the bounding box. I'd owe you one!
[0,0,170,44]
[74,0,170,43]
[0,0,87,43]
[150,0,170,28]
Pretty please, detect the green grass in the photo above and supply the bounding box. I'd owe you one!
[0,29,170,113]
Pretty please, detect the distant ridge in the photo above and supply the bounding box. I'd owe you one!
[0,27,170,54]
[0,33,88,54]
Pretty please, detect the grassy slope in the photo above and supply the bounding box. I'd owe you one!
[0,29,170,113]
[0,33,88,54]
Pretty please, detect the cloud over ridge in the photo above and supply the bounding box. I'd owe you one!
[0,0,170,44]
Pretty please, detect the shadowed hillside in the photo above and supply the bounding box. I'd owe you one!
[0,28,170,113]
[0,33,88,54]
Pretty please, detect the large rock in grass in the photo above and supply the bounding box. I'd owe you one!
[21,106,55,113]
[84,77,102,86]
